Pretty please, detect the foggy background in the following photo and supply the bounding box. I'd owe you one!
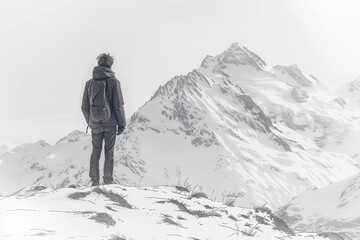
[1,0,360,145]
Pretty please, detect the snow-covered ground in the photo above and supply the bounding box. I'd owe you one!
[0,184,336,240]
[277,172,360,239]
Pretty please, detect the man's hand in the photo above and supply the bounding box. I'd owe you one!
[117,125,125,135]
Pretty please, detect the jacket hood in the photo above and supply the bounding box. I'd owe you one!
[92,66,115,80]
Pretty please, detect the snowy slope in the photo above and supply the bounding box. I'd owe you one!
[1,43,359,211]
[336,77,360,111]
[0,143,14,157]
[277,173,360,239]
[0,184,337,240]
[321,78,360,164]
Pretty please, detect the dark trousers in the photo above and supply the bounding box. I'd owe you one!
[89,126,116,182]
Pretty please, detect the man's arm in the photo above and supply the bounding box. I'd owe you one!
[113,80,126,129]
[81,82,90,124]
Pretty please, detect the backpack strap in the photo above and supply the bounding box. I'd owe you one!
[104,78,113,109]
[104,78,110,101]
[88,79,95,106]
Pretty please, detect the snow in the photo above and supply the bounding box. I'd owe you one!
[0,143,15,157]
[278,173,360,239]
[0,185,333,240]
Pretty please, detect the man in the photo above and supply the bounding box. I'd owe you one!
[81,53,126,186]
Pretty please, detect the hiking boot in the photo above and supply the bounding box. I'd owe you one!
[103,179,115,185]
[91,179,99,187]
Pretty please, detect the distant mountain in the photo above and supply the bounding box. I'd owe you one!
[0,135,91,196]
[0,143,15,157]
[336,76,360,110]
[277,173,360,240]
[1,43,359,211]
[0,184,339,240]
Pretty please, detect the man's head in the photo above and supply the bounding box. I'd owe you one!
[97,53,114,68]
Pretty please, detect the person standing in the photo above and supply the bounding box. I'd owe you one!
[81,53,126,186]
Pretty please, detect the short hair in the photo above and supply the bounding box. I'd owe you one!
[97,53,114,68]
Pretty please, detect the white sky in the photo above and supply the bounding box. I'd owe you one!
[1,0,360,145]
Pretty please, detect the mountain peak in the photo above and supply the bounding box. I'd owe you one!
[222,43,267,69]
[228,41,242,49]
[200,42,267,71]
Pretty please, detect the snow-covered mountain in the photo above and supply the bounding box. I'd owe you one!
[0,143,14,157]
[1,43,359,211]
[116,43,360,208]
[336,76,360,110]
[277,172,360,239]
[0,133,92,197]
[0,184,339,240]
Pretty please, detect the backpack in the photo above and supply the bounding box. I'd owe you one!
[88,79,111,124]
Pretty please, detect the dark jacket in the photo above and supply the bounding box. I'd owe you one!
[81,66,126,129]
